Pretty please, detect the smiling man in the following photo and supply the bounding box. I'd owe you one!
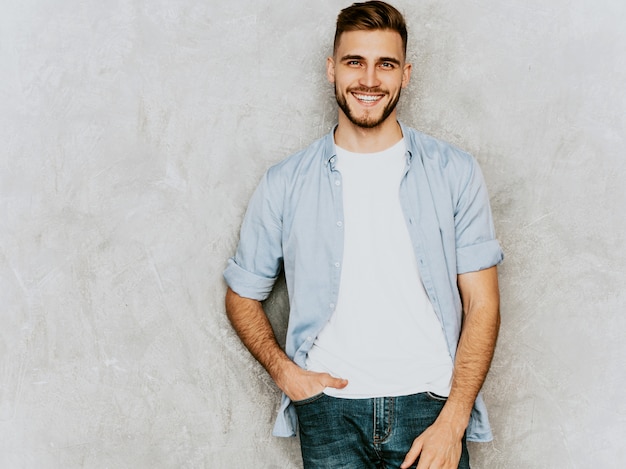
[224,2,503,468]
[331,29,408,131]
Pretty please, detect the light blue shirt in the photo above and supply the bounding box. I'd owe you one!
[224,123,504,442]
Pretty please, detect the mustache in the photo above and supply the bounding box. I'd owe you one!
[348,86,387,94]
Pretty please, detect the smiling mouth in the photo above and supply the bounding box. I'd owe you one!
[352,93,384,104]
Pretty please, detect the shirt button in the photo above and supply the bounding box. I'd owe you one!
[334,262,340,267]
[329,303,335,309]
[335,180,341,186]
[336,221,343,227]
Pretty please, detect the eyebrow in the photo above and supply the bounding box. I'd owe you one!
[340,54,402,66]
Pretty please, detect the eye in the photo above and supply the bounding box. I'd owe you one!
[347,60,361,67]
[380,62,395,69]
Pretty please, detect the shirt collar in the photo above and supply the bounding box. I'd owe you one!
[324,121,413,167]
[323,125,338,167]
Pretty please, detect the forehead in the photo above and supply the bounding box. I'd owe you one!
[334,29,405,60]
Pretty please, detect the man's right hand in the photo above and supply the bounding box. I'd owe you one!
[225,288,347,401]
[275,363,348,402]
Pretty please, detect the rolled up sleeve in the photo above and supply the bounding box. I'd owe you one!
[223,170,284,300]
[456,239,503,274]
[223,258,277,301]
[454,158,504,274]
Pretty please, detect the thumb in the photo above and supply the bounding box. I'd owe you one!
[322,373,348,390]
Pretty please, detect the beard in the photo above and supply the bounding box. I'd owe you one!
[335,85,401,129]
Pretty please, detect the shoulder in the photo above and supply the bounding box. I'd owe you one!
[252,131,333,207]
[403,126,476,173]
[266,132,333,180]
[402,125,487,205]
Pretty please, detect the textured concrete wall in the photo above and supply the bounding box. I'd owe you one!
[1,1,624,468]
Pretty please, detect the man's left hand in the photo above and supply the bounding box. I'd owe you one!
[400,419,463,469]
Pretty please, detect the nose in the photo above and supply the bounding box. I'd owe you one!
[359,65,380,89]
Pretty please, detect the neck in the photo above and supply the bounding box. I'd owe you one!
[334,112,403,153]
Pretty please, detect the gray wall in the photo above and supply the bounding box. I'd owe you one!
[1,1,624,468]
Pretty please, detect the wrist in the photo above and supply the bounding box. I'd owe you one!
[436,400,472,438]
[271,358,302,394]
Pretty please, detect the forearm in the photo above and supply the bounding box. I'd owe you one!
[439,267,501,434]
[440,305,500,434]
[225,287,298,387]
[225,287,348,400]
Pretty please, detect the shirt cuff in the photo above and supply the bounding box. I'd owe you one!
[223,258,277,301]
[456,239,504,274]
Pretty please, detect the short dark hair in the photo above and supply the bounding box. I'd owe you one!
[334,1,408,55]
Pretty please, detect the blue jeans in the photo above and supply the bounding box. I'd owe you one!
[294,392,470,469]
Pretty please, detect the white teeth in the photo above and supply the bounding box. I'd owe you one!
[354,94,381,102]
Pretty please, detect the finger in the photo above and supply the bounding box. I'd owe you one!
[322,374,348,390]
[400,439,423,468]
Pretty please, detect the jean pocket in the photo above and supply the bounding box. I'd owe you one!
[292,392,326,407]
[425,391,448,402]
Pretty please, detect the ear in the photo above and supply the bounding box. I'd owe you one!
[401,62,412,89]
[326,56,336,84]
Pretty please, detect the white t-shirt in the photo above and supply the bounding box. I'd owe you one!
[305,138,453,398]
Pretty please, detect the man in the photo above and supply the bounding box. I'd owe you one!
[223,2,503,468]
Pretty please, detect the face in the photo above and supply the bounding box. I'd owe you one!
[327,29,411,129]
